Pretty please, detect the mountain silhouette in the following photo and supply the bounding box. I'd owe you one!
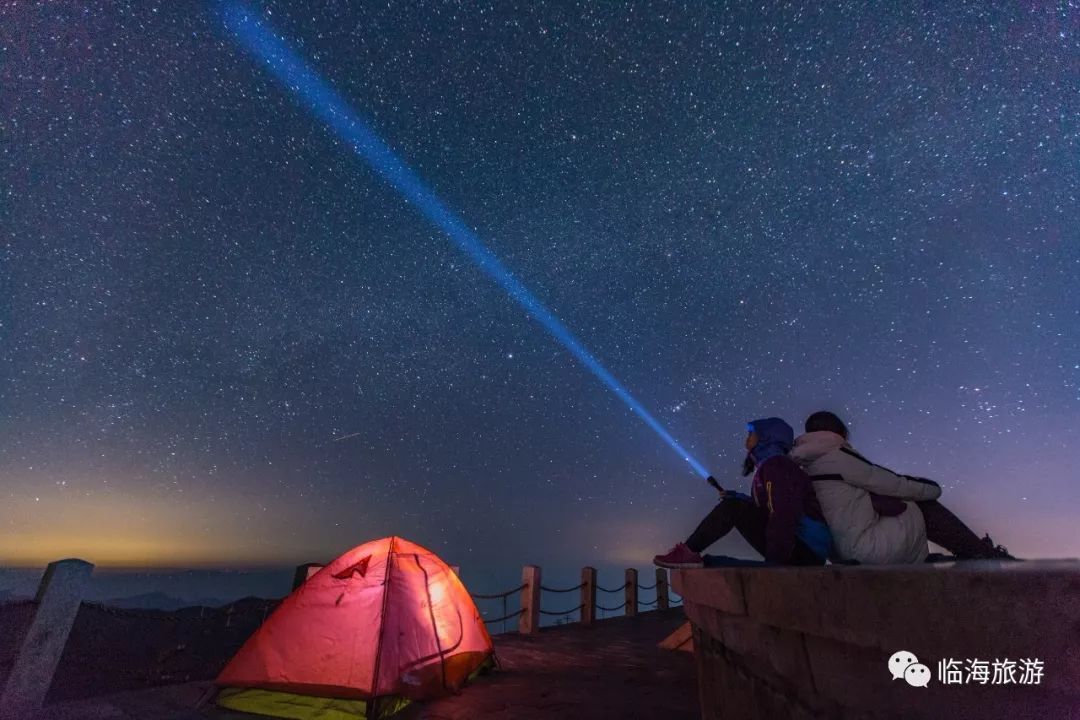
[104,592,228,611]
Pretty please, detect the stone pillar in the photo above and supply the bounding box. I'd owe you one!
[656,567,670,610]
[291,562,324,591]
[518,565,541,635]
[0,558,94,719]
[625,568,638,617]
[580,566,597,626]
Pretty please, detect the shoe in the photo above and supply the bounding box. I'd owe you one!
[653,542,704,569]
[980,534,1018,560]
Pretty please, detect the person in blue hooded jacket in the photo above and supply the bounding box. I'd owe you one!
[654,418,833,568]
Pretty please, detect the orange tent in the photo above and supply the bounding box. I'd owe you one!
[216,536,494,719]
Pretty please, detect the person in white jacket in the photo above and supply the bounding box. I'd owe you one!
[791,411,1013,564]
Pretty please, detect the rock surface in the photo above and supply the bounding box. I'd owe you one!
[674,560,1080,720]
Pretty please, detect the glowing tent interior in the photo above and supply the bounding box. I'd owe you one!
[215,536,494,719]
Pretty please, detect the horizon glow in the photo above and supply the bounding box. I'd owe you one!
[219,1,709,479]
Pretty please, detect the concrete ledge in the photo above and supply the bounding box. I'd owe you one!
[673,560,1080,719]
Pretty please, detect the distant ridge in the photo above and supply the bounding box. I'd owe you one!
[0,588,31,603]
[104,591,229,611]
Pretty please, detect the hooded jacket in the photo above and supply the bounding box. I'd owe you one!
[790,431,942,564]
[746,418,833,563]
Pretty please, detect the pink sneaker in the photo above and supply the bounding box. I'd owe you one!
[653,542,703,569]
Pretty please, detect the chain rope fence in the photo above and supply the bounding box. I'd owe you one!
[539,582,584,594]
[470,583,526,634]
[468,570,679,628]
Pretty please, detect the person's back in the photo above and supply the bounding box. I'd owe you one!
[747,452,833,562]
[791,431,940,564]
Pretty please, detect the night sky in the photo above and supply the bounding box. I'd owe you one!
[2,1,1078,587]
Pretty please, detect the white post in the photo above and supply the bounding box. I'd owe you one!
[625,568,639,617]
[656,567,670,610]
[581,566,597,626]
[1,558,94,719]
[518,565,541,635]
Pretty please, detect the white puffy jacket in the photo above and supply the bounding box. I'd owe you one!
[790,431,942,564]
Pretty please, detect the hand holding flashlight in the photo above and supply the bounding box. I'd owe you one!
[706,476,725,495]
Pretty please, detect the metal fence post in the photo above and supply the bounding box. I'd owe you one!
[519,565,541,635]
[656,567,670,610]
[625,568,638,617]
[580,566,597,626]
[1,558,94,720]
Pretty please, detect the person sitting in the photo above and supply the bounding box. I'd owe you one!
[653,418,832,569]
[791,411,1013,564]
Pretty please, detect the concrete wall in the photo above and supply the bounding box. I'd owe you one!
[673,561,1080,720]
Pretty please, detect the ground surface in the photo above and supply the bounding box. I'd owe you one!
[35,609,697,720]
[401,609,697,720]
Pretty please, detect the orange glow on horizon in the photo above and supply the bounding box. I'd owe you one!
[2,480,319,568]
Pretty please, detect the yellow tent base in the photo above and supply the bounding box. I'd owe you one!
[217,687,409,720]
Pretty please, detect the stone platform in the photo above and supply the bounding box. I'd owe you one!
[673,560,1080,720]
[35,608,696,720]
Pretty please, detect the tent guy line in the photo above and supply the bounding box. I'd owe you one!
[219,1,710,479]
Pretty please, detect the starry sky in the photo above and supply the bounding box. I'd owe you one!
[2,1,1078,587]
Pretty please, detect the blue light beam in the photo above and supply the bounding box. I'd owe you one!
[220,2,709,478]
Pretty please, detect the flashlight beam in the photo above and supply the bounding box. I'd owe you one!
[221,2,709,479]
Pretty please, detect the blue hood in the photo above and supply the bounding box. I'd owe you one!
[748,417,794,465]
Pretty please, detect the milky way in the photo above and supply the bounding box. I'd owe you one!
[2,2,1077,572]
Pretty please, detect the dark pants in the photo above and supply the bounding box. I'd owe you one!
[684,496,825,566]
[917,499,995,559]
